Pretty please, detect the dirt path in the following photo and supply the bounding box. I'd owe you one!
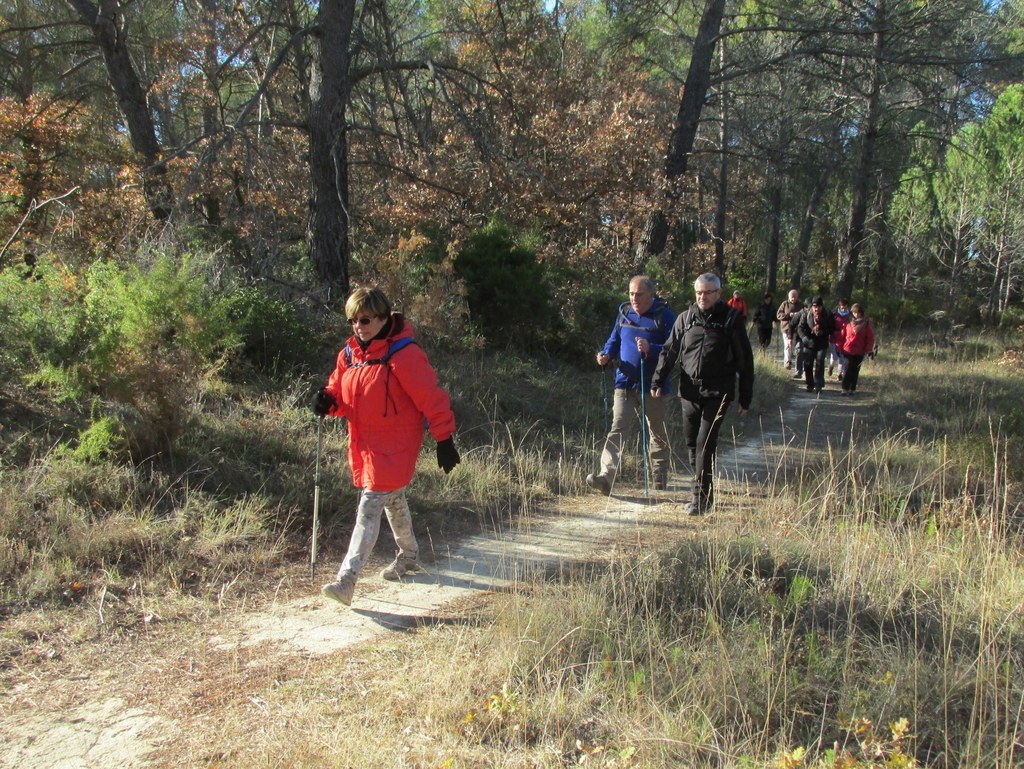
[0,378,867,768]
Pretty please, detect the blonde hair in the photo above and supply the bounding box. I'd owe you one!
[345,287,392,320]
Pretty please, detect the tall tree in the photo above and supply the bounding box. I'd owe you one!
[306,0,356,295]
[65,0,172,220]
[634,0,728,266]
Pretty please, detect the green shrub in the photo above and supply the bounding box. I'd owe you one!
[454,217,555,349]
[0,256,88,393]
[222,285,318,375]
[69,416,128,463]
[0,251,242,454]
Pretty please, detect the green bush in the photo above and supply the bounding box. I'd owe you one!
[454,217,555,349]
[222,285,318,375]
[0,257,88,393]
[550,269,622,364]
[0,252,242,455]
[69,416,128,463]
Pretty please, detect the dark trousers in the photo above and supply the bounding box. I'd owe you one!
[843,354,865,391]
[681,392,732,506]
[757,327,772,350]
[804,346,827,390]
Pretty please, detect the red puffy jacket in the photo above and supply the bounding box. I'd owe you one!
[324,315,456,492]
[841,317,875,357]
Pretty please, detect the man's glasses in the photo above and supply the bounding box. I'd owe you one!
[348,316,376,326]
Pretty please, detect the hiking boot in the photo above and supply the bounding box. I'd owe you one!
[684,501,708,516]
[322,577,355,606]
[381,553,423,581]
[586,473,611,495]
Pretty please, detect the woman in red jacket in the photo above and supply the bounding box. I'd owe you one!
[312,287,460,606]
[839,303,875,396]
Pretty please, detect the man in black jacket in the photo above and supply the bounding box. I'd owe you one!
[651,272,755,516]
[796,295,835,393]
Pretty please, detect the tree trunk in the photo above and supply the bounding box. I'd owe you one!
[793,163,832,291]
[835,0,886,300]
[198,0,222,226]
[66,0,172,220]
[714,37,728,280]
[634,210,668,272]
[765,183,781,295]
[307,0,357,297]
[635,0,727,266]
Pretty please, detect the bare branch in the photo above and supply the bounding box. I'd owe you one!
[0,187,80,266]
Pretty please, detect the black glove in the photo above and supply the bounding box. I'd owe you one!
[311,387,335,417]
[436,436,461,474]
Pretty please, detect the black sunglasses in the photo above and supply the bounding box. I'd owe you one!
[348,316,376,326]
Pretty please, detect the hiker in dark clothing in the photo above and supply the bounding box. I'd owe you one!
[796,296,835,393]
[751,293,775,352]
[650,272,755,516]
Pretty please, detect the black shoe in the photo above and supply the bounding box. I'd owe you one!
[586,473,611,495]
[792,372,803,379]
[806,385,814,392]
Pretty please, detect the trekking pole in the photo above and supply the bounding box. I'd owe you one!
[311,416,323,578]
[639,355,649,497]
[600,357,611,435]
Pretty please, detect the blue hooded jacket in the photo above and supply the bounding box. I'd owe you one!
[601,297,675,391]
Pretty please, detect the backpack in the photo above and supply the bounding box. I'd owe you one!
[343,337,417,368]
[615,300,667,336]
[682,305,741,367]
[682,305,740,335]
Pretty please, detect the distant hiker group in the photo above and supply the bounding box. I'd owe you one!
[583,275,876,514]
[773,289,876,396]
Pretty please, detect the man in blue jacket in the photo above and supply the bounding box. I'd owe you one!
[587,275,676,494]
